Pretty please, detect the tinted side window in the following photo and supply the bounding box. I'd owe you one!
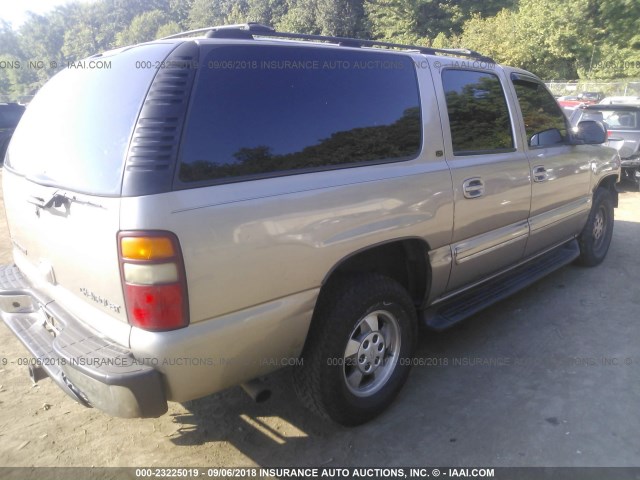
[513,79,567,147]
[179,46,421,183]
[442,69,514,154]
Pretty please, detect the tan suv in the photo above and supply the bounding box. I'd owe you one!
[0,23,620,426]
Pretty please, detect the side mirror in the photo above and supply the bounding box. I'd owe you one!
[572,120,606,145]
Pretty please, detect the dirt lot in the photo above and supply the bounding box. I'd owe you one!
[0,172,639,469]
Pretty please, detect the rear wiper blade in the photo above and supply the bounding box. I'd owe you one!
[27,192,63,209]
[27,191,104,210]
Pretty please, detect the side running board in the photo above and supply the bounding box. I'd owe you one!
[422,240,580,330]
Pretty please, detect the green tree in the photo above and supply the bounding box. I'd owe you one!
[168,0,194,27]
[456,0,589,79]
[156,21,183,38]
[277,0,367,37]
[455,0,639,79]
[0,55,21,101]
[365,0,516,44]
[316,0,368,37]
[246,0,288,26]
[16,9,71,95]
[116,10,169,45]
[365,0,423,43]
[61,3,113,61]
[0,21,21,57]
[1,0,638,101]
[276,0,320,34]
[581,0,640,79]
[187,0,249,29]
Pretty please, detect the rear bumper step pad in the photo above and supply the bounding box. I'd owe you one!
[0,264,167,418]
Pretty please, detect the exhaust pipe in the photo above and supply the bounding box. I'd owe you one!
[241,379,271,403]
[28,364,48,384]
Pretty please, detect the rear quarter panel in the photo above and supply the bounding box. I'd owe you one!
[121,161,453,400]
[121,162,453,323]
[120,57,455,398]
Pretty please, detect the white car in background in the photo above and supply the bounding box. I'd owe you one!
[571,104,640,189]
[599,96,640,105]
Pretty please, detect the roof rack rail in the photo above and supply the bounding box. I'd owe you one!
[161,22,494,63]
[161,23,274,40]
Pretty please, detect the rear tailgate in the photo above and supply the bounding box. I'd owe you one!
[2,42,178,346]
[2,175,129,342]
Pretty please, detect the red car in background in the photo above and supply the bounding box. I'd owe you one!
[557,92,605,116]
[556,95,583,109]
[577,91,605,104]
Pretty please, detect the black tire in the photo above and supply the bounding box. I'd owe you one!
[576,187,614,267]
[294,273,417,426]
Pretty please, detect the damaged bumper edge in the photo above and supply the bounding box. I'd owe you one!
[0,264,167,418]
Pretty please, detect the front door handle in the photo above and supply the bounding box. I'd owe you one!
[462,177,485,199]
[533,165,548,182]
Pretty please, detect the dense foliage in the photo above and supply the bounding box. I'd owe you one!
[1,0,638,100]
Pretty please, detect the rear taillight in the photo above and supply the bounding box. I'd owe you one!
[118,232,189,331]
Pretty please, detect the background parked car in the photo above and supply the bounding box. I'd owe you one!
[556,95,583,109]
[0,103,26,164]
[599,96,640,105]
[570,104,640,189]
[577,91,604,104]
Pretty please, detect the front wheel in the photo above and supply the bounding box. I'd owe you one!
[576,187,614,266]
[294,274,417,426]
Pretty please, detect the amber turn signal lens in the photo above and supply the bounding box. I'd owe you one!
[121,237,175,260]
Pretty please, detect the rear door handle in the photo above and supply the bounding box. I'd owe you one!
[462,177,485,199]
[533,165,548,182]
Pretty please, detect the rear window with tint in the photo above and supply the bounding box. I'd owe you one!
[6,43,176,196]
[178,45,422,183]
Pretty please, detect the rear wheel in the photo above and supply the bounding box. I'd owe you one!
[576,187,614,266]
[294,274,417,426]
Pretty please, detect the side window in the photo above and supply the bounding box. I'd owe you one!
[512,78,567,147]
[442,69,514,155]
[178,46,422,183]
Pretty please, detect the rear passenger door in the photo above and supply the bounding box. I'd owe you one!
[433,66,531,291]
[509,73,592,256]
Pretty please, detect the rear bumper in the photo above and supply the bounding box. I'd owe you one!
[621,157,640,168]
[620,157,640,184]
[0,264,167,418]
